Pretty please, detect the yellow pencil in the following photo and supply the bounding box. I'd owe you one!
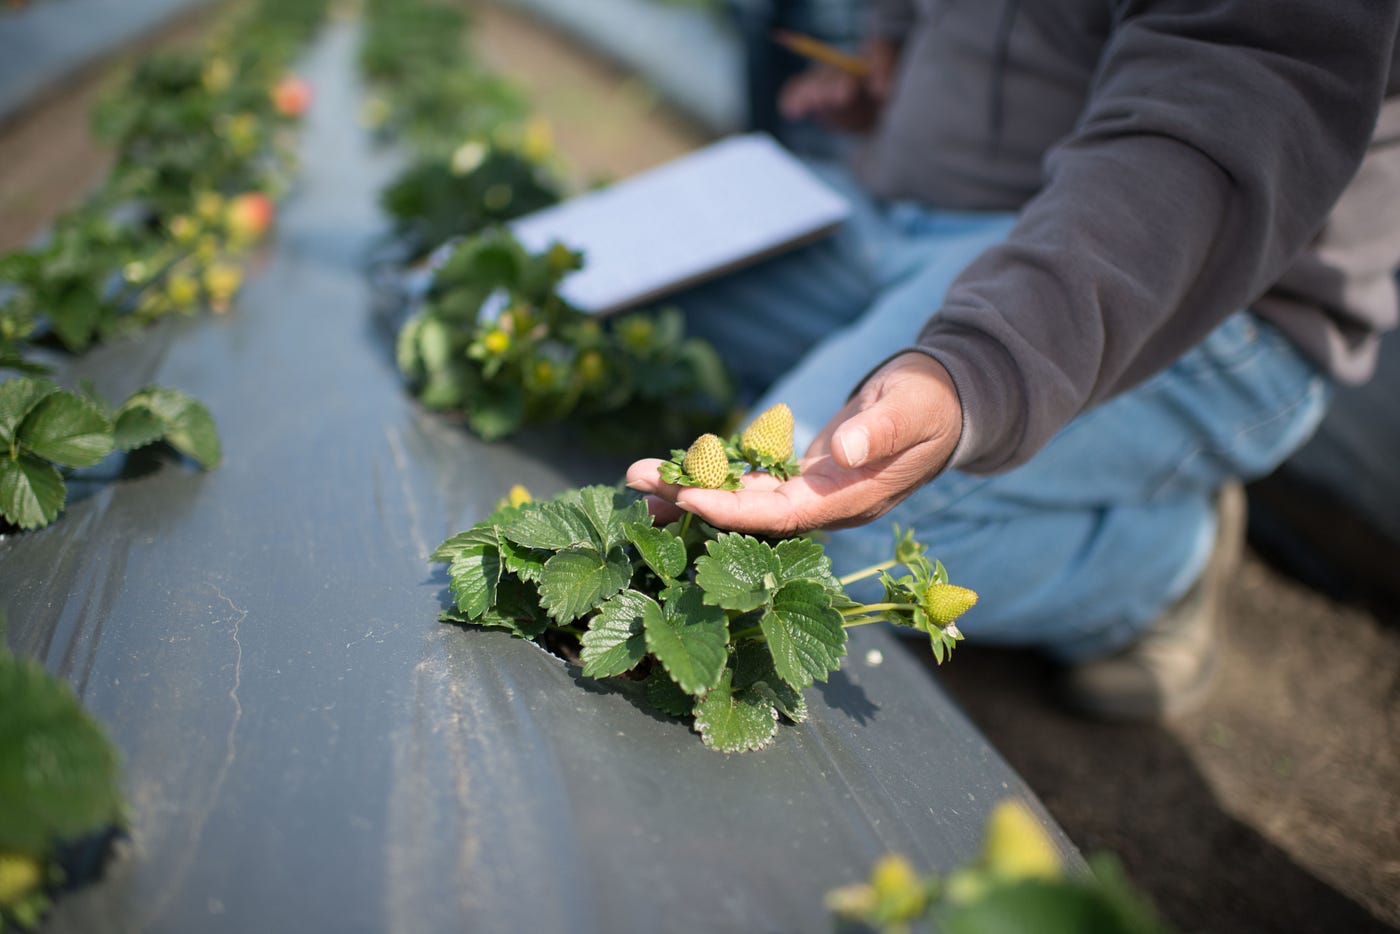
[772,30,871,78]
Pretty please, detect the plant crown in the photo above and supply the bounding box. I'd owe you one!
[434,482,973,753]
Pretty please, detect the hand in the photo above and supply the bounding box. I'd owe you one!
[626,352,963,536]
[778,38,899,133]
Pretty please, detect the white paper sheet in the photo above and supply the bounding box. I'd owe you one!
[509,133,850,314]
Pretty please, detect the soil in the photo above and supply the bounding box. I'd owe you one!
[7,2,1396,931]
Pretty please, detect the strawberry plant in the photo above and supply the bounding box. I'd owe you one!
[380,146,561,261]
[0,650,126,932]
[0,0,329,368]
[360,0,529,154]
[0,378,220,532]
[827,801,1171,934]
[433,477,974,752]
[395,230,731,447]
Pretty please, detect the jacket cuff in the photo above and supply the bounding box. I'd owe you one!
[911,321,1029,475]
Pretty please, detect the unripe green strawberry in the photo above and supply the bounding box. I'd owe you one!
[740,403,794,462]
[920,583,978,627]
[682,433,730,489]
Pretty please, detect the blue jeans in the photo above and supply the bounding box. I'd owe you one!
[673,165,1332,661]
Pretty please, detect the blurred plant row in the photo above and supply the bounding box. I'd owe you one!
[0,0,330,533]
[827,800,1171,934]
[361,0,733,448]
[1,0,332,927]
[0,0,326,369]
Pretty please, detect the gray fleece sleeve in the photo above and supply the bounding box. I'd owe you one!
[913,0,1400,474]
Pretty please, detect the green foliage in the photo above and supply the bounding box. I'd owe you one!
[363,0,729,451]
[435,484,970,752]
[359,0,530,154]
[827,802,1171,934]
[395,232,733,448]
[0,0,328,369]
[0,378,220,532]
[0,650,126,930]
[381,148,561,260]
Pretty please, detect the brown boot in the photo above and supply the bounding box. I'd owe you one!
[1059,482,1246,722]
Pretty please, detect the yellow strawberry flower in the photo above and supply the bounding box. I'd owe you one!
[482,330,511,355]
[165,271,201,308]
[202,58,232,94]
[195,192,225,223]
[204,263,243,312]
[168,215,198,244]
[521,116,555,163]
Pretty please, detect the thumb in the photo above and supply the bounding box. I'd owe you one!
[830,400,923,469]
[828,352,962,469]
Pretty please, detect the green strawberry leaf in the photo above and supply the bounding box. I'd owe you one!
[927,623,964,665]
[17,390,113,468]
[773,536,838,588]
[892,524,927,567]
[537,546,631,623]
[568,485,649,552]
[657,452,687,487]
[733,642,808,723]
[111,404,165,453]
[431,529,485,564]
[580,589,658,679]
[940,874,1165,934]
[0,654,125,854]
[0,453,66,530]
[693,667,778,753]
[446,528,502,619]
[48,284,101,353]
[694,533,781,613]
[466,382,524,441]
[499,536,549,584]
[121,388,220,468]
[643,584,728,695]
[623,520,686,581]
[499,500,594,552]
[0,378,58,448]
[644,669,695,718]
[473,577,549,639]
[759,580,847,690]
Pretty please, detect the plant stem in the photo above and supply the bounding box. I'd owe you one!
[841,616,885,629]
[838,559,898,587]
[842,602,905,616]
[555,624,584,637]
[731,624,763,642]
[679,510,693,539]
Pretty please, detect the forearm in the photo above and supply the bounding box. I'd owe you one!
[916,0,1400,473]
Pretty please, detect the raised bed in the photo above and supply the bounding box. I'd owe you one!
[1,19,1084,933]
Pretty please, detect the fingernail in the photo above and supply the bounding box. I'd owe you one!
[626,479,652,492]
[839,427,869,468]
